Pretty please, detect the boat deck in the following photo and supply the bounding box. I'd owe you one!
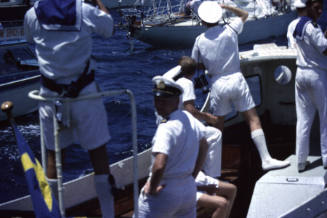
[0,111,299,218]
[76,113,297,218]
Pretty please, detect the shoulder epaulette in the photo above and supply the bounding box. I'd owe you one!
[160,118,168,123]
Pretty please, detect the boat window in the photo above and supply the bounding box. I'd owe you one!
[0,46,38,74]
[274,65,292,85]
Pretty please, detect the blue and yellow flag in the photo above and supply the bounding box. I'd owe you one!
[13,125,61,218]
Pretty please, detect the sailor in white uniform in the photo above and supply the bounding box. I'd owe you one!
[24,0,115,217]
[163,56,237,218]
[137,76,208,218]
[293,0,327,171]
[287,0,308,49]
[191,1,290,171]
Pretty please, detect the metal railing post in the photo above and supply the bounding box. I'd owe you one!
[126,89,139,218]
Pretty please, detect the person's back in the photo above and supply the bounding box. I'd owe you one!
[192,19,242,77]
[295,19,327,71]
[153,110,205,179]
[287,0,308,49]
[24,0,113,80]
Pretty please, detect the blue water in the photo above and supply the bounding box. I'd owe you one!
[0,10,287,203]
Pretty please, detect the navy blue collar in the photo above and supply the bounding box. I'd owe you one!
[34,0,82,31]
[293,16,312,40]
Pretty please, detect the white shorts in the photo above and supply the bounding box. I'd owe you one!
[195,171,219,201]
[138,177,196,218]
[209,72,255,116]
[39,82,111,151]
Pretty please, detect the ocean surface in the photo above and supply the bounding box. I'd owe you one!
[0,10,287,203]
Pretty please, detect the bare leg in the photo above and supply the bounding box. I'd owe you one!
[215,181,237,218]
[197,181,236,218]
[198,194,228,218]
[88,145,110,175]
[88,144,114,218]
[241,108,261,132]
[242,108,290,171]
[46,149,65,200]
[46,149,65,179]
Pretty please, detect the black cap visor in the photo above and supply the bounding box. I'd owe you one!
[153,85,181,98]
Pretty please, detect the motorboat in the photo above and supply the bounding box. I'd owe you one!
[0,23,40,122]
[3,43,325,218]
[124,0,296,48]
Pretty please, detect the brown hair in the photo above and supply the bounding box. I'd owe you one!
[178,56,197,76]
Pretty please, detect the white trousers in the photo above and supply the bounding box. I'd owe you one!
[202,126,222,178]
[295,67,327,165]
[137,177,196,218]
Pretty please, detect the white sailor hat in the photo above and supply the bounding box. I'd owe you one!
[152,75,183,97]
[293,0,307,8]
[198,1,223,24]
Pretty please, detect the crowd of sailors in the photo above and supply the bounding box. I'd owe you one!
[22,0,327,216]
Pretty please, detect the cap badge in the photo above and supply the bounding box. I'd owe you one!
[157,81,166,89]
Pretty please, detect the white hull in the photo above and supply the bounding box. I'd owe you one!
[0,148,152,212]
[133,11,296,48]
[0,75,40,121]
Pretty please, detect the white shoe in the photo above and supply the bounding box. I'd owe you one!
[262,158,290,171]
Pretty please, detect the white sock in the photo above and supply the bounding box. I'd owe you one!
[47,177,58,200]
[94,174,115,218]
[251,129,271,162]
[251,129,290,170]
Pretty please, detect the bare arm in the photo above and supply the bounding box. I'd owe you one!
[144,153,167,195]
[221,4,248,22]
[95,0,109,14]
[193,138,208,178]
[184,101,219,126]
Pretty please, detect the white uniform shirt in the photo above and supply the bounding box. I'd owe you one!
[24,3,114,80]
[176,77,196,110]
[296,22,327,71]
[151,110,206,180]
[287,17,300,49]
[191,17,243,77]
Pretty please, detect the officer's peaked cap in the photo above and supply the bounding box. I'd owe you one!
[152,76,183,97]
